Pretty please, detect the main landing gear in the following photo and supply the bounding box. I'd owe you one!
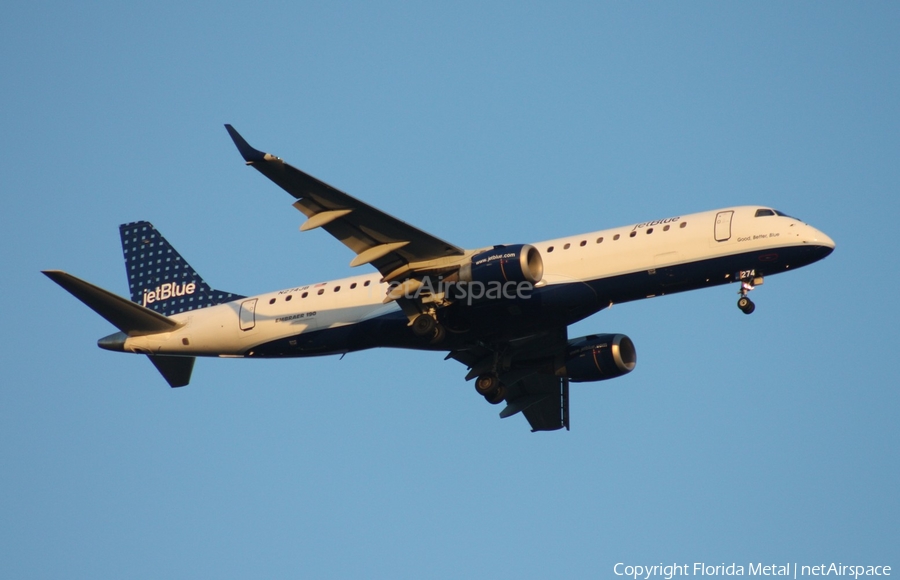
[475,374,506,405]
[411,313,445,344]
[736,273,764,315]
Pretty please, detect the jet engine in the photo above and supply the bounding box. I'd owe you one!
[564,334,636,382]
[458,244,544,285]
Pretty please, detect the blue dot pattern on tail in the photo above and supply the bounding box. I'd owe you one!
[120,221,244,316]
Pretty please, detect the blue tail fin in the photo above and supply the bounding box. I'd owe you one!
[120,221,244,316]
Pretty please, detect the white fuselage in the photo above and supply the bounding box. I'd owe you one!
[120,206,834,357]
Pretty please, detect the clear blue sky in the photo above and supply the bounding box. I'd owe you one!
[2,2,897,578]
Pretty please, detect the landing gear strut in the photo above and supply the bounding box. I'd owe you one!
[475,374,506,405]
[736,273,763,315]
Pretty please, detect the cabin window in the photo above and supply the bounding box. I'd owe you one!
[629,231,636,238]
[579,240,586,247]
[564,243,571,250]
[350,283,357,289]
[302,292,308,298]
[663,225,670,231]
[285,295,292,301]
[646,228,653,234]
[334,286,341,292]
[680,222,687,228]
[755,209,775,217]
[596,237,603,244]
[269,298,276,304]
[547,246,554,253]
[317,289,325,295]
[364,280,371,287]
[613,234,620,241]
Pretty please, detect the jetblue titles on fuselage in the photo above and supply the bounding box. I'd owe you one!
[631,216,681,231]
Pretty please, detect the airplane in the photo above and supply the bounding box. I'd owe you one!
[43,125,836,432]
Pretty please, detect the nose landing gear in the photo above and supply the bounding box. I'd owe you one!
[736,273,763,314]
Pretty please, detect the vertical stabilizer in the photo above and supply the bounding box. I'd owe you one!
[120,221,244,316]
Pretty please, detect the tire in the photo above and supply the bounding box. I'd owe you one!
[484,384,507,405]
[411,314,436,337]
[429,324,446,345]
[475,374,500,396]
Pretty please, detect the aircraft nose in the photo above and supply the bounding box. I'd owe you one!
[810,227,836,250]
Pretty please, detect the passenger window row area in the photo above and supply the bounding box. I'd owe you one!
[268,279,374,304]
[546,221,688,253]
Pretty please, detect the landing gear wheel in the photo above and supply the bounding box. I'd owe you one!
[475,374,500,396]
[484,384,507,405]
[411,313,436,337]
[737,297,755,314]
[736,273,762,315]
[429,323,446,345]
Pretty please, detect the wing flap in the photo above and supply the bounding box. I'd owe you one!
[502,374,570,432]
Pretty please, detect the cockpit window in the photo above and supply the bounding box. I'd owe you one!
[755,208,800,220]
[773,209,799,220]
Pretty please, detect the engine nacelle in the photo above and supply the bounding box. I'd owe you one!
[564,334,637,382]
[458,244,544,285]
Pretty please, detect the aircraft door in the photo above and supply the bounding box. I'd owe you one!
[239,299,258,331]
[714,211,734,242]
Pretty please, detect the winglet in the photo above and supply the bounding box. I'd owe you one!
[224,124,269,163]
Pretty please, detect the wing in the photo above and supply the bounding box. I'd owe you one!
[501,373,569,432]
[225,125,465,281]
[449,327,570,432]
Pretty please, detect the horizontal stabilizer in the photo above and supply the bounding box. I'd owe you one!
[147,355,195,388]
[43,270,179,336]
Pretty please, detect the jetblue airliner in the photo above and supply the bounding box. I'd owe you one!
[44,126,835,431]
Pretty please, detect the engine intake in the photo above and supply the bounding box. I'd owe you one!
[564,334,636,382]
[458,244,544,285]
